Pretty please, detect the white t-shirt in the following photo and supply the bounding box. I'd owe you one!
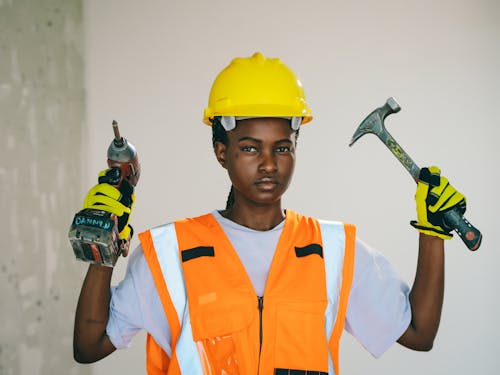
[106,211,411,358]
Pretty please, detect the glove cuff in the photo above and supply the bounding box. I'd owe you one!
[410,220,453,240]
[119,224,133,241]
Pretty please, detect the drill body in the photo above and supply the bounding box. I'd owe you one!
[68,121,140,267]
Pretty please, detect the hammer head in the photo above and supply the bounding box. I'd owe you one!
[349,97,401,146]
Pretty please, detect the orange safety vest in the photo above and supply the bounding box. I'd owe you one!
[139,210,356,375]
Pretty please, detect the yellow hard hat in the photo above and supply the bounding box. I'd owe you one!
[203,52,313,126]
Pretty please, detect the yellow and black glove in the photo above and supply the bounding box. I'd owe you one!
[83,169,135,241]
[410,166,466,239]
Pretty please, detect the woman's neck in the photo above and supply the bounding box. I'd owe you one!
[220,202,285,231]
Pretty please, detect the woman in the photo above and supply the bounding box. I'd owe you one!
[74,52,465,374]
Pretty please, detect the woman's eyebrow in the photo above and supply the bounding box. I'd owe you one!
[237,136,261,143]
[237,137,293,143]
[275,139,293,144]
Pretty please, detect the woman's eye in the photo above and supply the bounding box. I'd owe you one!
[241,145,257,152]
[276,146,290,153]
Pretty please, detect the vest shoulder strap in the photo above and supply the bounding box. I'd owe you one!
[139,226,182,351]
[140,223,188,374]
[319,220,356,375]
[140,215,214,375]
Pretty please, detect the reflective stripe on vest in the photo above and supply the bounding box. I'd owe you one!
[140,211,355,375]
[320,219,356,375]
[140,224,204,374]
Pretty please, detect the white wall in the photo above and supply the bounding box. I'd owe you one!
[84,1,500,374]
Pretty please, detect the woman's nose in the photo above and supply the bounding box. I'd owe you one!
[259,151,277,173]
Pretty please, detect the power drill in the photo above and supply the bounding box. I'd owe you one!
[68,121,140,267]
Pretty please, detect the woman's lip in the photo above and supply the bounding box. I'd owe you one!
[255,178,279,190]
[255,177,278,184]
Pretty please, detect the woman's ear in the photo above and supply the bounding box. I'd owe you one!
[214,141,227,169]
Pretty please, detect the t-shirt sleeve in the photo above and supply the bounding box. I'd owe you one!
[106,244,171,354]
[344,238,412,358]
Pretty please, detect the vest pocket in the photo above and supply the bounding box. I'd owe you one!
[274,301,329,372]
[190,296,258,375]
[196,335,240,375]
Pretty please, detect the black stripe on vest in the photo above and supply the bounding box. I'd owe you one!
[294,243,323,258]
[181,246,215,262]
[274,369,328,375]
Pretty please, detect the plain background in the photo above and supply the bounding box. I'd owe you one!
[84,1,500,374]
[2,0,498,374]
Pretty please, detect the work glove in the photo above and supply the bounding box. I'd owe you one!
[410,166,466,239]
[83,169,135,241]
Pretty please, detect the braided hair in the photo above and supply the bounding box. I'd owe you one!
[211,117,299,209]
[212,117,235,209]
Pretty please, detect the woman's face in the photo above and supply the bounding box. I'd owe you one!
[215,117,297,208]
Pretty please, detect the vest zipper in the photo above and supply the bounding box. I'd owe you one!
[257,296,264,373]
[257,296,264,351]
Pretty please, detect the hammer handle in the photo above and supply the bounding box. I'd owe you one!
[443,209,482,251]
[381,131,421,181]
[380,130,482,251]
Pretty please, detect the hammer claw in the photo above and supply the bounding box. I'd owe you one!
[349,97,401,147]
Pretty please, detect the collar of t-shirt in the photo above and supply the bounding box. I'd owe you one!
[211,210,285,297]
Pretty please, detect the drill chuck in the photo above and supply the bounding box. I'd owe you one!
[107,137,137,163]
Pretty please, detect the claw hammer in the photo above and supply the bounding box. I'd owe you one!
[349,97,482,251]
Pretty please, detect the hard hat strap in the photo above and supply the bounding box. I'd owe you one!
[219,116,302,131]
